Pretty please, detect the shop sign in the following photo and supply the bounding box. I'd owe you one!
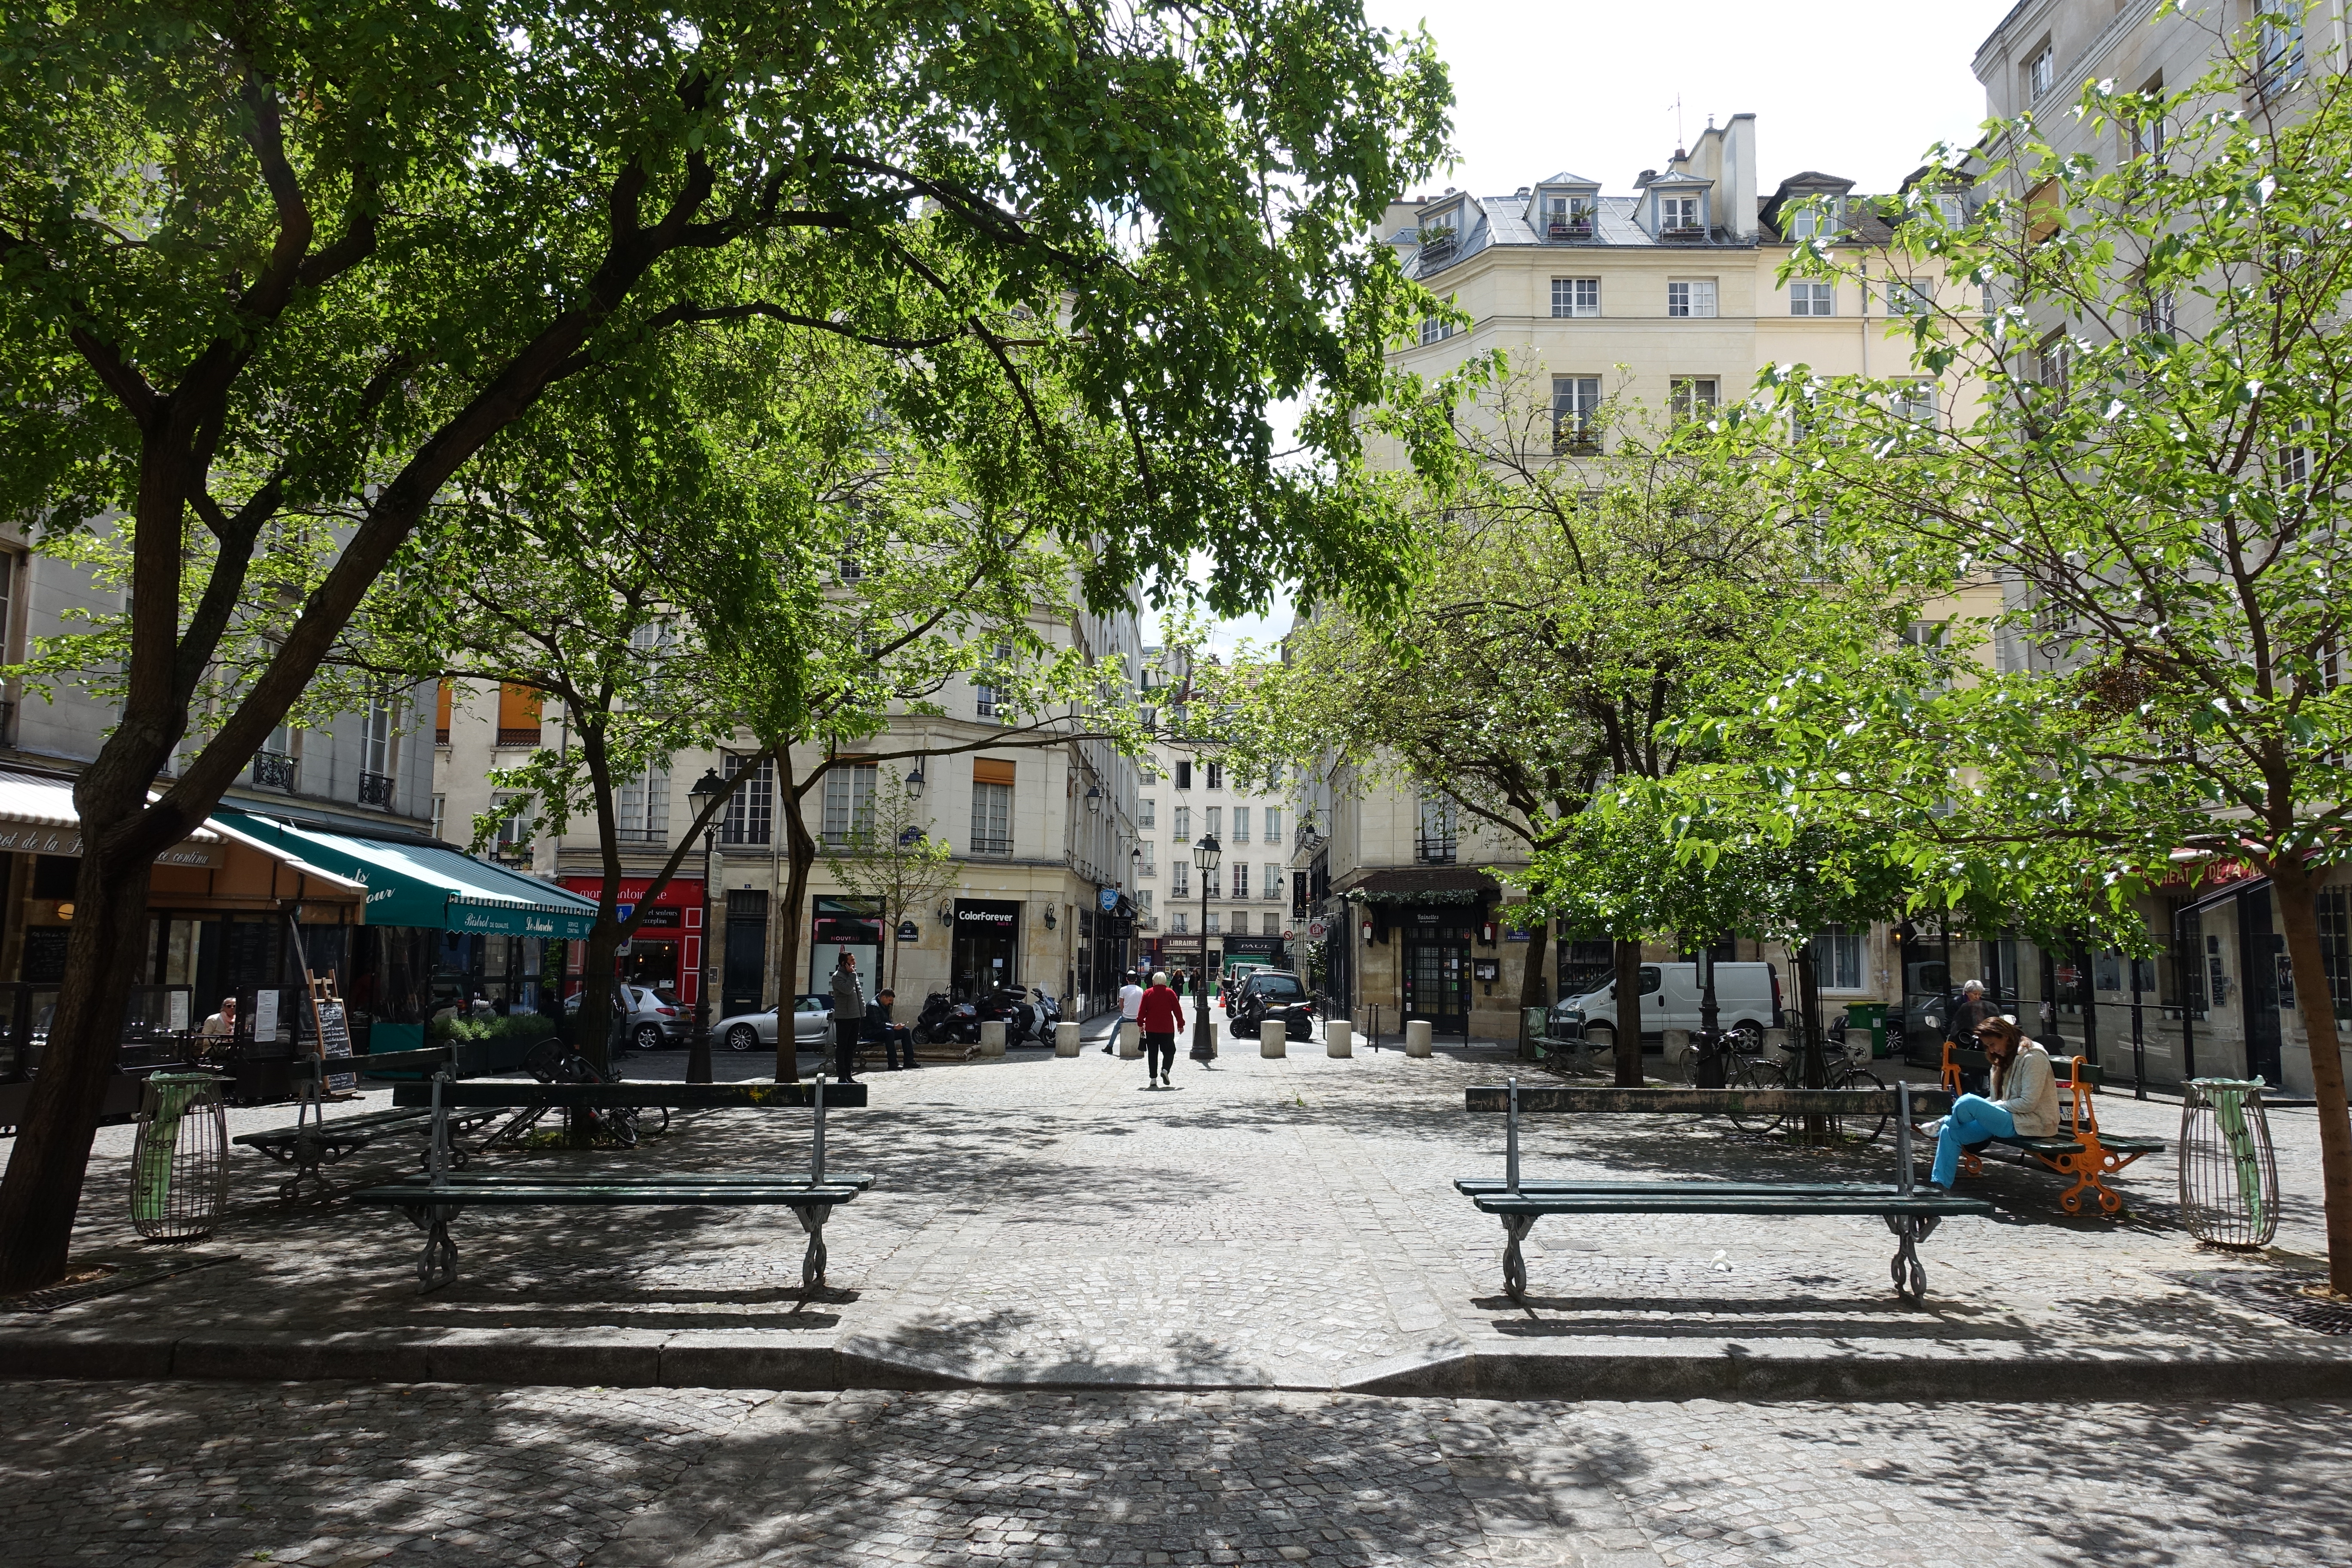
[1099,887,1119,912]
[955,900,1020,926]
[0,824,221,867]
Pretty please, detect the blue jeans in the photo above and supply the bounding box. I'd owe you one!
[1932,1093,2015,1187]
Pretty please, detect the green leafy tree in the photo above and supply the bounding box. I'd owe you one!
[1733,16,2352,1289]
[0,0,1452,1290]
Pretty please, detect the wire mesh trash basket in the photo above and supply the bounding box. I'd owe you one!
[130,1072,231,1242]
[2179,1078,2279,1249]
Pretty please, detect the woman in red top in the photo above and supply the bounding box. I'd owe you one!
[1136,971,1185,1086]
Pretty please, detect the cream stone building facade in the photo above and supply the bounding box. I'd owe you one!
[436,592,1147,1031]
[1317,114,1992,1049]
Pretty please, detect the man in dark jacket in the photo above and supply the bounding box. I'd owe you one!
[862,987,919,1071]
[828,952,866,1080]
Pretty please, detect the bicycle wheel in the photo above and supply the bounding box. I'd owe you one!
[1839,1065,1890,1144]
[1725,1056,1786,1134]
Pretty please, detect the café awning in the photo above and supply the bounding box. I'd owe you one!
[0,766,223,865]
[211,809,599,937]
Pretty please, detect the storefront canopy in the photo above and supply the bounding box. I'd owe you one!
[211,809,599,938]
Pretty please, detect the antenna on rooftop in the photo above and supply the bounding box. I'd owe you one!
[1670,95,1685,156]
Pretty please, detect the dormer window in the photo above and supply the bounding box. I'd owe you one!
[1418,203,1464,268]
[1786,196,1843,240]
[1658,193,1703,236]
[1542,193,1595,239]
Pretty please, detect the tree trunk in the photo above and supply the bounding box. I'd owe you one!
[1613,937,1643,1087]
[1796,940,1829,1143]
[769,784,816,1084]
[2264,856,2352,1297]
[575,918,624,1075]
[0,849,157,1292]
[1516,907,1550,1061]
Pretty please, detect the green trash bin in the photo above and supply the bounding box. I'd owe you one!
[1846,1003,1891,1058]
[129,1072,230,1242]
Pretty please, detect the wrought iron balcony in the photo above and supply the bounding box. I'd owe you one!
[357,771,395,808]
[251,750,297,791]
[1415,836,1458,865]
[495,727,542,748]
[1545,214,1594,240]
[968,835,1014,857]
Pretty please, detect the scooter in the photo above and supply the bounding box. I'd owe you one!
[1031,987,1063,1041]
[912,992,980,1046]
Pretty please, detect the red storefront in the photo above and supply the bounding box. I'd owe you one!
[560,876,706,1004]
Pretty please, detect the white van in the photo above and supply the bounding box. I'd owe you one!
[1550,962,1781,1050]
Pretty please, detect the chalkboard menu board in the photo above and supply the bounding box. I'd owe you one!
[313,999,355,1091]
[21,926,68,984]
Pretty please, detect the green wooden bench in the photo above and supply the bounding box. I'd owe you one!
[1935,1048,2165,1215]
[1458,1080,1992,1304]
[233,1047,475,1203]
[349,1075,872,1292]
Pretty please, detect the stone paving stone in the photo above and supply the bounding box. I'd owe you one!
[10,1016,2349,1388]
[4,1382,2351,1567]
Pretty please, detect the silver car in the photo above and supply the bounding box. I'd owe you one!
[714,993,835,1054]
[565,983,687,1051]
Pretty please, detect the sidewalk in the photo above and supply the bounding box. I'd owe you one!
[5,1013,2348,1400]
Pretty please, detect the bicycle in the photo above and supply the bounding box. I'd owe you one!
[478,1038,670,1151]
[1722,1039,1891,1143]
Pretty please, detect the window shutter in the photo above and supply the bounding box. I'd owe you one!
[973,757,1017,786]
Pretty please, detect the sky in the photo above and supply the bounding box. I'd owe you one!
[1149,0,2018,659]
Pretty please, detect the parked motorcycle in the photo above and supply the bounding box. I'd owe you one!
[912,992,979,1046]
[976,985,1039,1043]
[1030,987,1063,1041]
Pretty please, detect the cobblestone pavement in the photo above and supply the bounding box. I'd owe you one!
[7,1010,2349,1387]
[4,1379,2349,1567]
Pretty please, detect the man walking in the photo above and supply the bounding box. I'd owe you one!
[1137,970,1184,1087]
[1108,970,1144,1054]
[829,951,867,1081]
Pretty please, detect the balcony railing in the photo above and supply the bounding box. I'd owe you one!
[357,771,395,808]
[251,750,297,791]
[495,727,542,748]
[435,726,450,744]
[1417,230,1457,267]
[969,835,1014,856]
[1660,223,1706,241]
[614,827,668,844]
[1545,215,1594,240]
[1552,420,1601,456]
[1415,836,1457,865]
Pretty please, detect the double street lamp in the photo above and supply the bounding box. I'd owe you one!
[1191,832,1220,1063]
[686,767,727,1084]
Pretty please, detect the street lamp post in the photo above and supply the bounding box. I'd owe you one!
[686,768,726,1084]
[1191,832,1220,1063]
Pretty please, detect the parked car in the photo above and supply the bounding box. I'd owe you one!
[713,993,836,1054]
[1228,969,1315,1041]
[564,983,686,1051]
[1549,962,1780,1053]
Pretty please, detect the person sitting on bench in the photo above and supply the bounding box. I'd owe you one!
[862,988,919,1072]
[1929,1015,2060,1189]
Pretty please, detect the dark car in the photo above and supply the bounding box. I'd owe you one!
[1228,970,1315,1041]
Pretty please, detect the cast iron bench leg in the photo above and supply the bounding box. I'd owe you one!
[791,1204,829,1292]
[1499,1213,1537,1302]
[1883,1213,1937,1305]
[282,1133,330,1205]
[401,1204,458,1293]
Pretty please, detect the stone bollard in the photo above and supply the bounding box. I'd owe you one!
[1662,1028,1691,1054]
[1261,1020,1287,1059]
[979,1020,1007,1057]
[1405,1019,1433,1057]
[1119,1021,1143,1060]
[1762,1027,1789,1051]
[1327,1020,1353,1058]
[1054,1021,1082,1057]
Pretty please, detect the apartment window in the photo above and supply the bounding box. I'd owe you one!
[1786,198,1841,240]
[1204,864,1221,899]
[1670,377,1719,423]
[1140,797,1156,829]
[1139,890,1155,914]
[969,781,1013,857]
[1205,763,1222,790]
[1543,193,1593,238]
[2036,334,2073,393]
[1416,793,1458,864]
[431,793,446,841]
[1171,911,1188,932]
[821,762,878,845]
[2139,287,2176,337]
[494,794,533,862]
[1550,277,1599,318]
[1789,282,1834,316]
[435,679,452,744]
[1173,805,1191,840]
[974,642,1013,721]
[2027,43,2055,100]
[2258,6,2304,94]
[1813,927,1865,990]
[1264,862,1282,901]
[1933,193,1966,227]
[1262,913,1281,936]
[618,763,671,842]
[1233,863,1250,900]
[361,691,395,778]
[1231,806,1250,844]
[495,682,542,747]
[1885,277,1932,316]
[1173,862,1190,897]
[1893,380,1939,427]
[2278,423,2311,489]
[1140,842,1157,876]
[1659,193,1701,233]
[1552,375,1601,453]
[1204,806,1221,840]
[1265,807,1282,844]
[1418,217,1459,264]
[1174,760,1192,790]
[722,754,775,845]
[1418,317,1454,346]
[1207,912,1221,934]
[1666,279,1717,318]
[2317,889,2352,1014]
